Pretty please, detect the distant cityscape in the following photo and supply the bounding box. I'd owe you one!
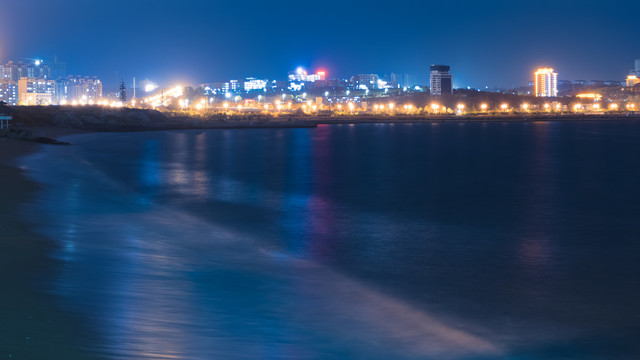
[1,56,639,114]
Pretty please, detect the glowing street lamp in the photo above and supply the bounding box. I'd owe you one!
[544,103,550,111]
[500,103,508,111]
[389,103,395,110]
[431,104,440,113]
[574,104,582,111]
[610,103,618,110]
[522,103,529,110]
[480,104,488,111]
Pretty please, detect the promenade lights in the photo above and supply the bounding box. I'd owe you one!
[337,104,343,110]
[500,103,509,111]
[628,103,636,110]
[379,104,385,110]
[374,105,379,111]
[593,104,600,110]
[431,104,440,113]
[348,102,355,111]
[389,103,395,110]
[574,104,581,111]
[556,103,561,111]
[544,103,550,111]
[457,104,465,111]
[522,103,529,110]
[237,105,243,111]
[480,104,487,111]
[610,103,618,110]
[223,102,229,110]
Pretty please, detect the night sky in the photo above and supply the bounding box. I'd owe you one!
[2,0,639,88]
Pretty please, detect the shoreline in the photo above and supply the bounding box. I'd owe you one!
[0,132,106,360]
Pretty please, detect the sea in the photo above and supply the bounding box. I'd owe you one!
[19,121,640,359]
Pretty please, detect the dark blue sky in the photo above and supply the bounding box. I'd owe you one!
[2,0,639,88]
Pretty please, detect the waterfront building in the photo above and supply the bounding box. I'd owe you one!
[430,65,452,95]
[0,81,19,105]
[18,77,56,105]
[534,68,558,97]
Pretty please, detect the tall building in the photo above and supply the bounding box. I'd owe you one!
[0,81,19,105]
[635,59,640,75]
[429,65,452,95]
[55,76,102,103]
[534,68,558,97]
[18,77,56,105]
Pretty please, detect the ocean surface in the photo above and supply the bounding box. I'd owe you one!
[20,121,640,359]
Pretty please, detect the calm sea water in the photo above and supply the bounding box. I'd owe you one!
[21,122,640,359]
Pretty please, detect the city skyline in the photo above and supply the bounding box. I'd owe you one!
[1,0,639,88]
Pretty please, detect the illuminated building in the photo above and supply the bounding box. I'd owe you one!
[534,68,558,97]
[244,78,267,92]
[56,76,103,103]
[429,65,452,95]
[0,60,51,82]
[222,80,241,93]
[627,75,640,87]
[18,77,56,105]
[288,68,326,83]
[0,81,19,105]
[351,74,380,89]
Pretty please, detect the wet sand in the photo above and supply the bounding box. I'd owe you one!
[0,129,106,360]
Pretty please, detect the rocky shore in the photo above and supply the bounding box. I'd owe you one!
[6,106,640,136]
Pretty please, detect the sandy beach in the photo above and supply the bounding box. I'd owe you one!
[0,129,107,360]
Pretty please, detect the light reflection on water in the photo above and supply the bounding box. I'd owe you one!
[20,122,640,359]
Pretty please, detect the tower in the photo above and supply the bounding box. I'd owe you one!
[430,65,452,95]
[534,68,558,97]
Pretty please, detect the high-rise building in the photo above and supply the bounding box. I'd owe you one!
[0,81,19,105]
[534,68,558,97]
[18,77,56,105]
[429,65,452,95]
[1,60,51,82]
[55,76,103,103]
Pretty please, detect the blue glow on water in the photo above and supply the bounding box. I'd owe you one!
[19,122,640,359]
